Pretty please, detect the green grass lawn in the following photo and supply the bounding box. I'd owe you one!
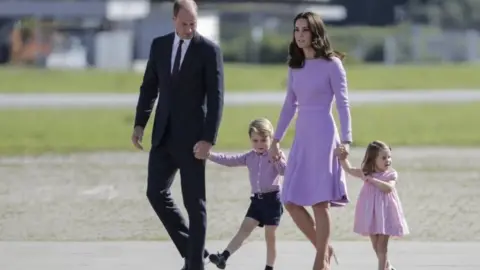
[0,103,478,156]
[1,63,480,93]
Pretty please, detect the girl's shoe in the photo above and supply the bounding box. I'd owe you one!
[386,261,395,270]
[208,253,227,269]
[328,245,339,265]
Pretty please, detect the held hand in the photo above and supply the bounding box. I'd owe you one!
[193,141,212,160]
[333,146,343,156]
[341,142,351,153]
[268,141,281,162]
[334,145,348,160]
[273,150,286,163]
[131,126,144,150]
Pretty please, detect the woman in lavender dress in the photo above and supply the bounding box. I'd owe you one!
[268,12,352,270]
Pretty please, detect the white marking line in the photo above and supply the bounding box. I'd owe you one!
[80,185,118,200]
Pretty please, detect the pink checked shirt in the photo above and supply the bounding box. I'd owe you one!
[208,150,286,194]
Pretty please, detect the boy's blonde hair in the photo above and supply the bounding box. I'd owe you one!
[248,118,274,138]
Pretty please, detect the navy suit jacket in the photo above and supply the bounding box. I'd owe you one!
[134,32,224,149]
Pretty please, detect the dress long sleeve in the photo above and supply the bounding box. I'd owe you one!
[273,68,298,141]
[329,57,352,142]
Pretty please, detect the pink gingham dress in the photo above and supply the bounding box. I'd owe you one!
[353,170,409,237]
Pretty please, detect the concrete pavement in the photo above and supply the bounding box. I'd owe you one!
[1,241,478,270]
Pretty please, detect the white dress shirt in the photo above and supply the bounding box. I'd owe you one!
[171,32,192,73]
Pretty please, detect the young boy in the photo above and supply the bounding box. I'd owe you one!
[207,118,286,270]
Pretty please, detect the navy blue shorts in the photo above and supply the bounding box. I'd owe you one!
[245,191,283,227]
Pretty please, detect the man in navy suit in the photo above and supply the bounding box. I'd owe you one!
[131,1,224,269]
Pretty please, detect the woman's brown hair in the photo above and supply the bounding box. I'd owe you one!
[288,11,345,69]
[361,140,391,175]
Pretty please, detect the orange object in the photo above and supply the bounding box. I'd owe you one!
[9,26,53,64]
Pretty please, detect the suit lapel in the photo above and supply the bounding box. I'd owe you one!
[178,34,200,78]
[165,33,175,84]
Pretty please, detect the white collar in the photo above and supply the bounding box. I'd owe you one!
[174,32,192,46]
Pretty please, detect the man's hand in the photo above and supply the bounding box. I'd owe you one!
[193,141,212,160]
[131,126,144,150]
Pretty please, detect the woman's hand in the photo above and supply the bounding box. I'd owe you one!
[269,140,281,162]
[334,145,349,160]
[274,150,286,163]
[341,141,351,154]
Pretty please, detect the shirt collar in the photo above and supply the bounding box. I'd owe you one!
[174,32,192,47]
[254,150,268,156]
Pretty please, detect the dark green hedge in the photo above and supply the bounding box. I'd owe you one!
[220,26,403,64]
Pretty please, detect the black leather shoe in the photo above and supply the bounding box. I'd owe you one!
[208,253,226,269]
[181,251,210,270]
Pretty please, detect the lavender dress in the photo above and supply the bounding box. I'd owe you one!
[273,57,352,206]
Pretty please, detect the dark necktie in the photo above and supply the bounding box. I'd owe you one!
[172,39,184,75]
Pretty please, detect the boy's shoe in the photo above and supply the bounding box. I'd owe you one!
[209,253,227,269]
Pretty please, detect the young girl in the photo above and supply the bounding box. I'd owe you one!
[207,118,286,270]
[334,140,409,270]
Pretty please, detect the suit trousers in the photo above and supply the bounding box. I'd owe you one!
[146,125,207,270]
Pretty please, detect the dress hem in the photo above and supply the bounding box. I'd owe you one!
[354,230,410,237]
[282,195,349,207]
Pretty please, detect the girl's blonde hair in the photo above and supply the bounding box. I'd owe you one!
[248,118,274,138]
[361,140,391,175]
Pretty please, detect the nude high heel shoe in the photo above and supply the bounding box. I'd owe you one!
[327,245,339,265]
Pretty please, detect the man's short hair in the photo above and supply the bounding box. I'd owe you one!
[173,0,197,16]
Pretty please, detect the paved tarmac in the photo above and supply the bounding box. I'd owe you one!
[1,241,478,270]
[1,90,480,108]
